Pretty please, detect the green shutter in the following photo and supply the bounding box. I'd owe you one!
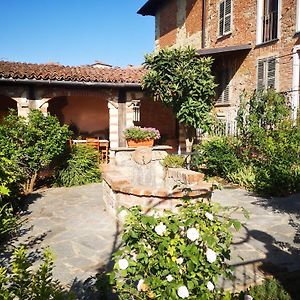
[224,0,232,33]
[267,57,276,89]
[257,59,265,91]
[219,1,225,36]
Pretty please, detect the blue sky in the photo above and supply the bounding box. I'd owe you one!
[0,1,154,67]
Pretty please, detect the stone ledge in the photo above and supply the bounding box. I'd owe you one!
[102,164,212,199]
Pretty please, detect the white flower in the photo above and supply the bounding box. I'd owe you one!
[244,295,253,300]
[118,209,128,220]
[206,248,217,263]
[177,286,189,298]
[155,222,167,236]
[207,281,214,291]
[176,257,184,264]
[118,258,129,270]
[166,275,173,282]
[131,252,137,262]
[186,227,200,241]
[137,279,144,292]
[205,212,214,221]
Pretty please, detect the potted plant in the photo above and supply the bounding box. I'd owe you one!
[123,127,160,147]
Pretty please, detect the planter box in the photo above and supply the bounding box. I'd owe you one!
[127,139,154,148]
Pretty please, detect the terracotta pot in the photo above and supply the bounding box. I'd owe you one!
[127,139,154,148]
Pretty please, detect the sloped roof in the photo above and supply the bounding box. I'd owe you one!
[137,0,164,16]
[0,61,146,84]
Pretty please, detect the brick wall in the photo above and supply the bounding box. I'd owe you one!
[154,0,300,118]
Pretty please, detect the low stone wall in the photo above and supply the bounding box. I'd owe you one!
[103,146,212,217]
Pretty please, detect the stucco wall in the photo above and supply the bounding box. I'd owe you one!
[48,95,109,138]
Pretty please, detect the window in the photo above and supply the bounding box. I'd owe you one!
[217,68,230,103]
[257,57,276,90]
[219,0,232,36]
[257,0,279,44]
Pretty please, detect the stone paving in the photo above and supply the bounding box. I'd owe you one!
[4,183,300,296]
[212,188,300,292]
[10,183,118,288]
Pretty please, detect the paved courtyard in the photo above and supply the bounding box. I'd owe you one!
[3,183,300,296]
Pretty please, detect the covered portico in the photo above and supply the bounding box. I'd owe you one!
[0,61,178,148]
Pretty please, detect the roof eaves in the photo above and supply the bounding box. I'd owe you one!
[137,0,164,16]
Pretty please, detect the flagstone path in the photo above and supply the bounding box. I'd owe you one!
[4,183,300,297]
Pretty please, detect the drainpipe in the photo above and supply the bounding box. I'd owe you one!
[201,0,206,49]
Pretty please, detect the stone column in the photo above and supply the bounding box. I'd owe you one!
[34,98,50,116]
[14,97,30,118]
[108,100,119,148]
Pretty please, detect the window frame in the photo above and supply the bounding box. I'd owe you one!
[218,0,233,38]
[256,56,277,91]
[296,0,300,33]
[256,0,280,45]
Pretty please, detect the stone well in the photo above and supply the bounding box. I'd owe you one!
[102,146,212,216]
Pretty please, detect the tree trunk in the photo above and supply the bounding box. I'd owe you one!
[185,126,196,153]
[184,126,196,169]
[23,172,38,195]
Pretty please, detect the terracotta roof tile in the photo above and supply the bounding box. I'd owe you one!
[0,61,146,84]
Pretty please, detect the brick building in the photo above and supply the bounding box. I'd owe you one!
[138,0,300,122]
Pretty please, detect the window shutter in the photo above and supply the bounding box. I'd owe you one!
[257,60,265,91]
[267,57,276,88]
[219,1,225,36]
[217,69,230,103]
[224,0,232,33]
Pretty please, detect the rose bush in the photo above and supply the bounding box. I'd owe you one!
[109,201,241,299]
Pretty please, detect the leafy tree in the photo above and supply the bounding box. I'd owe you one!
[143,47,217,151]
[0,110,71,194]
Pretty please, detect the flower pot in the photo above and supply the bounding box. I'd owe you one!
[127,139,154,148]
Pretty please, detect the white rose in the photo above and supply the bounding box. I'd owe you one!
[131,252,137,262]
[155,222,167,236]
[206,248,217,263]
[118,209,128,220]
[137,279,144,291]
[207,281,214,291]
[176,257,184,264]
[186,227,200,241]
[166,275,173,282]
[205,212,214,221]
[244,295,253,300]
[118,258,129,270]
[177,286,189,298]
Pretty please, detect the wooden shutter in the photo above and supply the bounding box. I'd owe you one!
[257,59,265,91]
[267,57,276,88]
[224,0,232,33]
[217,69,230,103]
[219,1,225,36]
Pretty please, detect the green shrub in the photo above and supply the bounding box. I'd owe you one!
[162,154,185,168]
[55,145,101,187]
[226,165,256,189]
[109,201,241,299]
[192,138,241,178]
[0,246,74,299]
[0,110,71,194]
[236,278,291,300]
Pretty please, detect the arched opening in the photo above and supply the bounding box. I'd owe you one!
[48,95,109,139]
[0,95,18,123]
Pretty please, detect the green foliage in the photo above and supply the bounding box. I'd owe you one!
[0,110,71,194]
[109,201,239,299]
[193,90,300,196]
[235,278,291,300]
[143,47,217,132]
[162,154,185,168]
[123,127,160,141]
[55,145,101,187]
[0,153,19,242]
[192,138,241,178]
[0,246,74,299]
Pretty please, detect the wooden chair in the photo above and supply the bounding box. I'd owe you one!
[99,140,109,164]
[86,137,100,163]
